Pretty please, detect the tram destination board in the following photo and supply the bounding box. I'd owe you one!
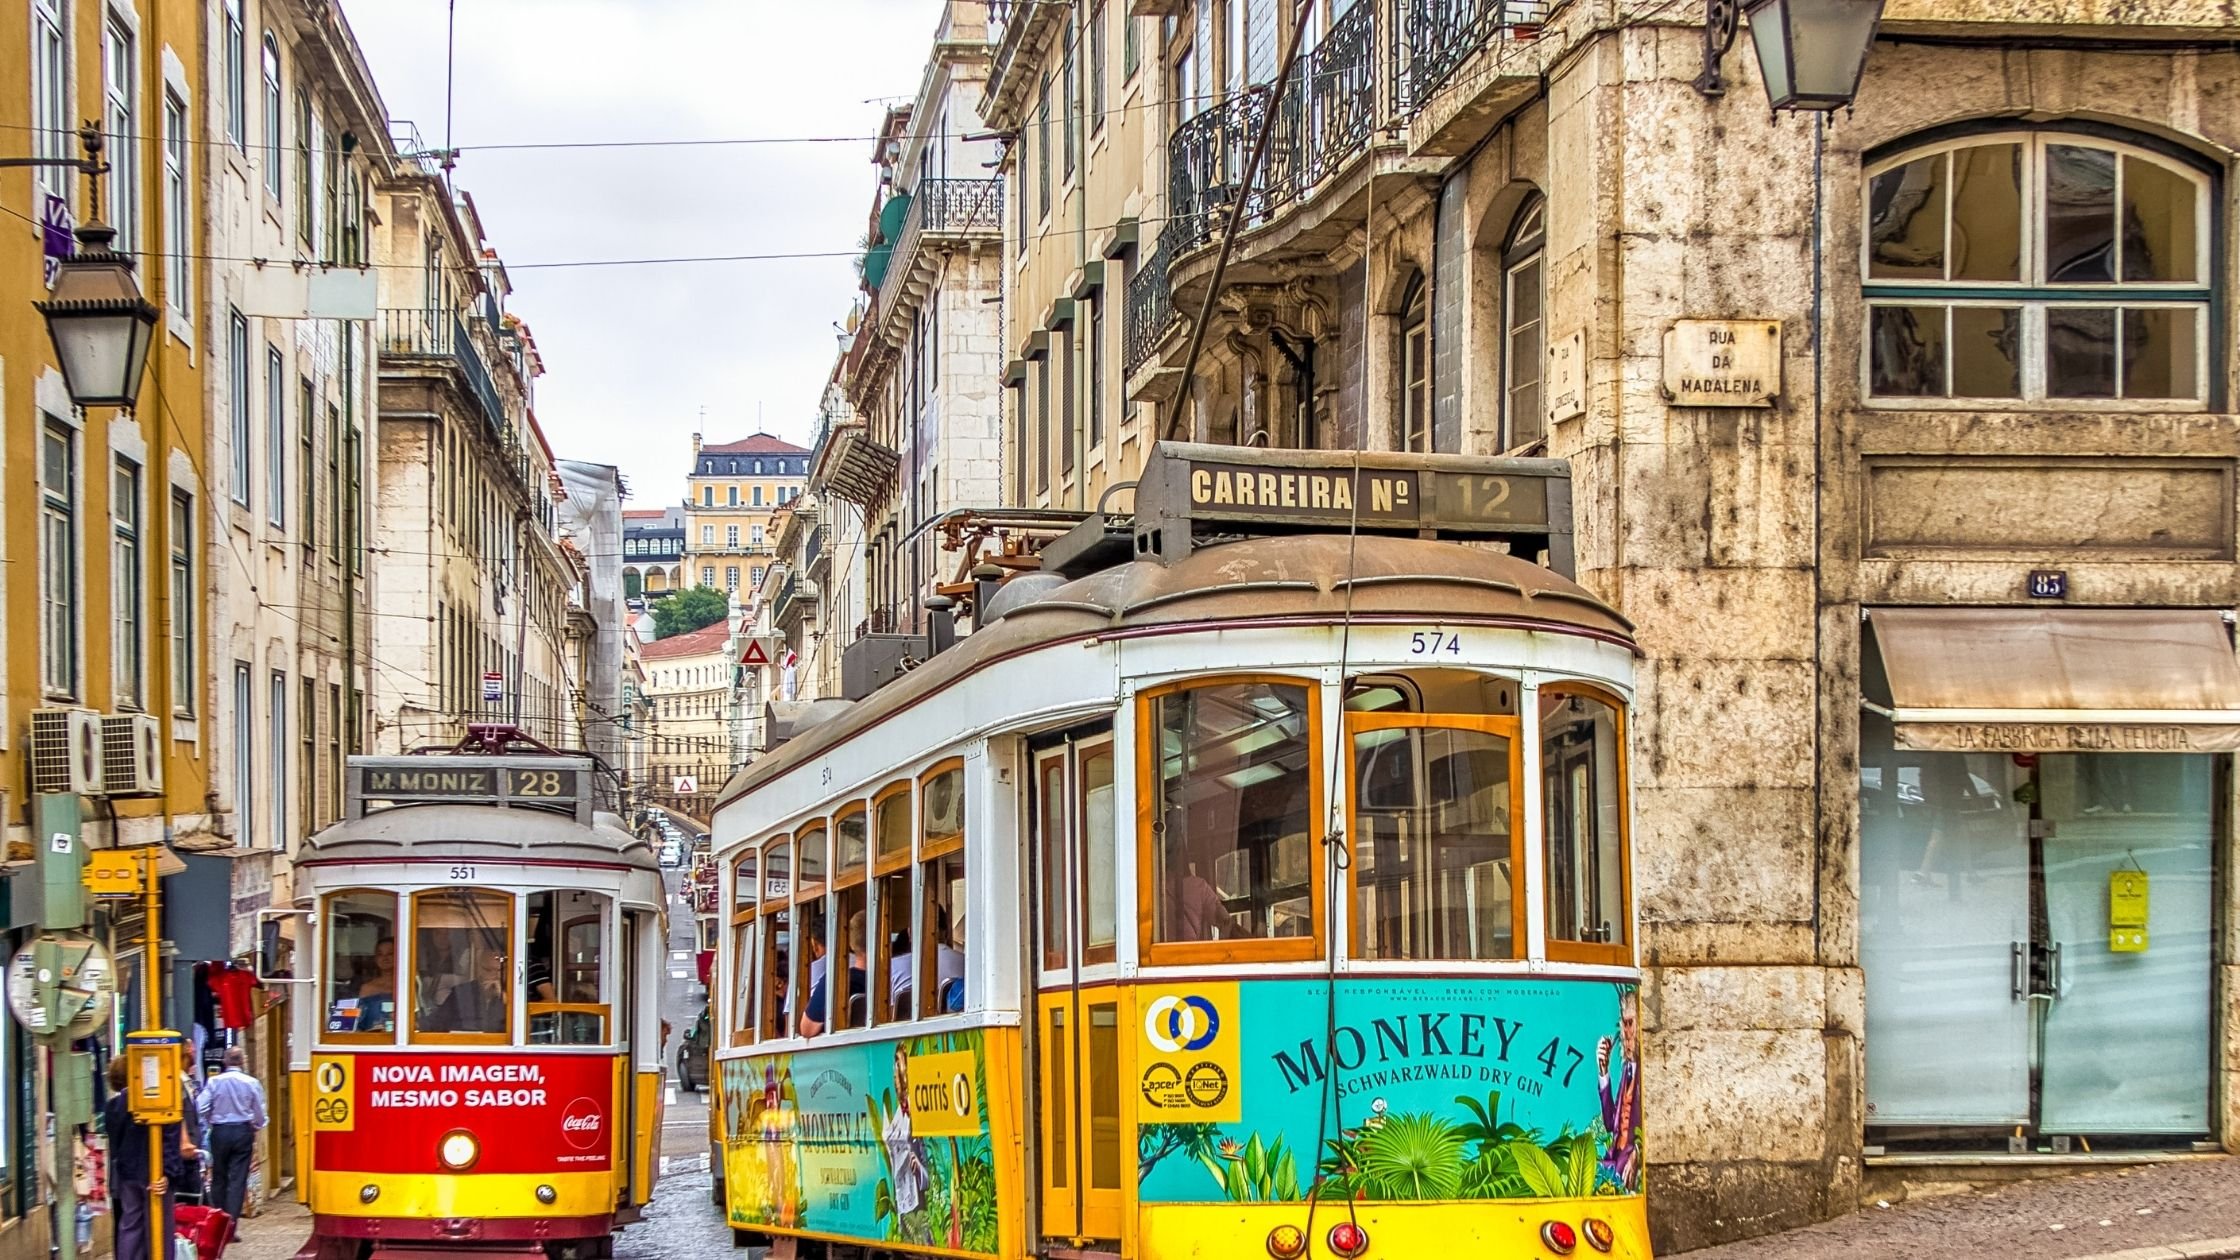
[1133,442,1575,575]
[345,755,595,824]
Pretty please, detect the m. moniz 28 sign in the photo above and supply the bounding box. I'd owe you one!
[344,755,594,822]
[1133,442,1575,574]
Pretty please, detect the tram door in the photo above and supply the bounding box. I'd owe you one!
[1031,728,1124,1246]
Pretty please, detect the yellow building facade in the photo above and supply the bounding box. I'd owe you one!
[682,432,808,601]
[1,1,213,1254]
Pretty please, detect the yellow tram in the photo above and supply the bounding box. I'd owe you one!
[707,446,1648,1260]
[287,728,667,1260]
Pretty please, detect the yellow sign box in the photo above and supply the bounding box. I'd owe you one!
[1135,983,1241,1124]
[2110,870,2149,953]
[311,1056,355,1132]
[903,1050,981,1138]
[83,851,144,896]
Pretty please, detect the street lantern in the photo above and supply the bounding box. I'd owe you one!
[1695,0,1886,112]
[37,219,159,409]
[1742,0,1887,111]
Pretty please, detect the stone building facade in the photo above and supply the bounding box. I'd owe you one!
[972,0,2240,1250]
[682,433,808,602]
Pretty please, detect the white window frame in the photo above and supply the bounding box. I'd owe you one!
[31,0,71,204]
[726,525,740,549]
[40,416,79,699]
[271,670,289,851]
[112,456,143,711]
[102,15,137,252]
[1861,131,2214,411]
[163,92,189,312]
[261,31,282,200]
[229,310,252,505]
[266,345,287,528]
[234,662,255,844]
[170,489,194,715]
[224,0,245,150]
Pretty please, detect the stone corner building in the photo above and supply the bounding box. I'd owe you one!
[974,0,2240,1249]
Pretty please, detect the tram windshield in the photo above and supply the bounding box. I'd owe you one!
[1148,680,1316,948]
[322,891,399,1040]
[413,889,514,1041]
[1542,687,1630,960]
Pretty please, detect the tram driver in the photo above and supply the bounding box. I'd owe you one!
[429,944,512,1033]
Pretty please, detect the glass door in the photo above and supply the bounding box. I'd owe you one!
[2038,755,2214,1134]
[1860,721,2034,1126]
[1033,731,1122,1244]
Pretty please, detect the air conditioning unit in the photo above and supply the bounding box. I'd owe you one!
[29,708,104,797]
[101,713,165,797]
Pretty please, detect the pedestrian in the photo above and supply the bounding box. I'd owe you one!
[104,1056,196,1260]
[198,1047,268,1231]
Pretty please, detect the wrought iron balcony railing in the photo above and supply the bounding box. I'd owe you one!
[377,307,507,435]
[1398,0,1549,112]
[1124,230,1176,379]
[876,177,1005,320]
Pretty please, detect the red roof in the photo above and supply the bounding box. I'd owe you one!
[701,433,808,456]
[640,620,733,660]
[621,509,668,520]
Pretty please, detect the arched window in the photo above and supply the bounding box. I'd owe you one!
[1501,198,1546,449]
[1398,273,1430,453]
[1864,131,2210,405]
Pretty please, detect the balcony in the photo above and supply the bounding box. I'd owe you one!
[773,575,820,631]
[809,419,901,507]
[874,177,1005,335]
[1162,0,1546,268]
[377,307,507,436]
[1123,230,1177,384]
[804,524,827,576]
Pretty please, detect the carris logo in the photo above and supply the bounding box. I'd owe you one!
[560,1097,605,1150]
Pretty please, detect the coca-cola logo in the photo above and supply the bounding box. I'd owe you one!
[560,1097,605,1151]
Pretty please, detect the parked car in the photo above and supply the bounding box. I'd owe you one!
[676,1004,710,1092]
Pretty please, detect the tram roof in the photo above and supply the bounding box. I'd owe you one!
[301,804,660,873]
[716,533,1633,810]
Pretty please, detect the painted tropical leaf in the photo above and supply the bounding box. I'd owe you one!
[1274,1150,1300,1200]
[1505,1139,1566,1198]
[1563,1133,1597,1197]
[1358,1113,1467,1200]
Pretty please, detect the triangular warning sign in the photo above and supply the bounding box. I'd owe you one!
[740,640,770,666]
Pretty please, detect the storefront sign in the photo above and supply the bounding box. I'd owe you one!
[1662,319,1779,407]
[1548,328,1586,423]
[1897,722,2240,753]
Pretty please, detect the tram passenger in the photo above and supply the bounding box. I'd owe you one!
[352,938,398,1032]
[892,904,966,1013]
[798,912,867,1038]
[1170,852,1229,941]
[430,946,511,1033]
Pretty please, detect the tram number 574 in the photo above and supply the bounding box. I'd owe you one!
[1409,630,1463,656]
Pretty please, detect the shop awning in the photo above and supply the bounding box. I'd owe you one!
[1869,608,2240,753]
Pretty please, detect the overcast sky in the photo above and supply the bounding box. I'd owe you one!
[340,0,939,506]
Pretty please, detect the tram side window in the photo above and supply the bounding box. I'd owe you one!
[1542,688,1628,955]
[831,804,869,1032]
[1148,681,1315,948]
[732,850,759,1045]
[526,889,610,1046]
[323,891,398,1040]
[919,759,966,1014]
[872,782,912,1024]
[412,889,514,1040]
[759,839,793,1040]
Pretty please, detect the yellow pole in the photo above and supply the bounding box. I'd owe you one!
[143,848,164,1260]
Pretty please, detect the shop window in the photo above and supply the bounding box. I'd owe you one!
[1144,679,1317,960]
[411,889,514,1043]
[1541,686,1630,964]
[322,891,398,1042]
[527,889,609,1045]
[1864,132,2211,404]
[1346,670,1523,961]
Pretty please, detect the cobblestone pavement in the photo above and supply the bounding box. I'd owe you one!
[1680,1158,2240,1260]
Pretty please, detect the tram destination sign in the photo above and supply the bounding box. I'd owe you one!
[345,756,595,824]
[1133,443,1574,575]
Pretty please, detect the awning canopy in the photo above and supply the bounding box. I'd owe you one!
[1869,608,2240,753]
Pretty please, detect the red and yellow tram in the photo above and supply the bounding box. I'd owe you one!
[287,730,666,1260]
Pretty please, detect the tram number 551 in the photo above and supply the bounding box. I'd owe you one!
[1409,630,1463,656]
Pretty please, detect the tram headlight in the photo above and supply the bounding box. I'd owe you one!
[1264,1224,1307,1259]
[535,1185,558,1205]
[438,1129,480,1171]
[358,1185,380,1205]
[1326,1221,1369,1259]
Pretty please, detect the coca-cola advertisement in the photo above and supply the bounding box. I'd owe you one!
[313,1052,617,1174]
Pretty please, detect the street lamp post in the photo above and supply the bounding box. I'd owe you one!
[1696,0,1888,111]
